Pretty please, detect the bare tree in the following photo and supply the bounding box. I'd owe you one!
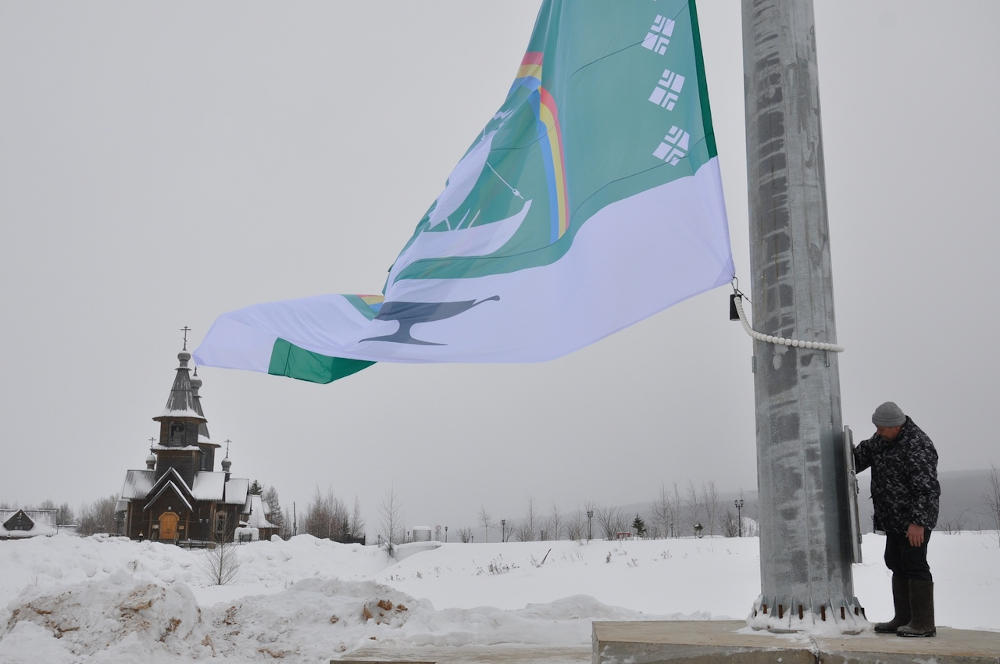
[565,519,581,541]
[519,498,537,541]
[77,495,119,535]
[547,504,563,541]
[379,488,403,556]
[331,498,351,541]
[303,487,339,539]
[458,527,473,543]
[683,481,704,536]
[723,510,739,537]
[701,481,721,536]
[652,484,675,539]
[594,505,628,540]
[302,487,329,538]
[39,499,75,526]
[301,487,361,542]
[204,533,240,585]
[987,466,1000,545]
[349,496,365,541]
[479,506,493,543]
[673,484,683,535]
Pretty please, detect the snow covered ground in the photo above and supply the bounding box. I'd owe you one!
[0,532,996,663]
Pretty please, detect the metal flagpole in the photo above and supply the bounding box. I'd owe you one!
[741,0,864,630]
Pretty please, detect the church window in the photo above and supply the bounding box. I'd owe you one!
[169,423,185,444]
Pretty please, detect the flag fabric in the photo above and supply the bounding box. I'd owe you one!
[194,0,735,383]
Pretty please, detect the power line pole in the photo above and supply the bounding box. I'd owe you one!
[742,0,862,629]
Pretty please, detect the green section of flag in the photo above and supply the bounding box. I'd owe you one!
[392,0,715,284]
[688,0,718,159]
[267,338,375,384]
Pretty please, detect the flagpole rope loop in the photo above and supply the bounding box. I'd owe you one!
[731,291,844,353]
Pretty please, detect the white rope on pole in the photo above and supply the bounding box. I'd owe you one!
[732,293,844,353]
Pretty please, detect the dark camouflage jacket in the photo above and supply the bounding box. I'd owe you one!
[853,417,940,534]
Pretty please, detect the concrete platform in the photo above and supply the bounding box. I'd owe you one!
[593,620,1000,664]
[333,644,589,663]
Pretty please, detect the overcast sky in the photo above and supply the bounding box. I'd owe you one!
[2,1,998,537]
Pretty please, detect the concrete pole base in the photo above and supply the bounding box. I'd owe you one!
[747,594,868,634]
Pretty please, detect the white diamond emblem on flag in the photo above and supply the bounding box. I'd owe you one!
[653,126,690,165]
[642,15,676,55]
[649,69,686,110]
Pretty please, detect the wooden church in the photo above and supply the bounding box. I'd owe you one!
[118,342,278,543]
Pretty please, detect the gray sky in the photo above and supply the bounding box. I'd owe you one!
[2,1,998,536]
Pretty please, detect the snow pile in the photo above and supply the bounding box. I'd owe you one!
[6,573,201,660]
[0,532,996,662]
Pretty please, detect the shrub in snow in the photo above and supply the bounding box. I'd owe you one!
[204,539,240,585]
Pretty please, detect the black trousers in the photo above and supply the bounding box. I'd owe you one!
[883,528,932,581]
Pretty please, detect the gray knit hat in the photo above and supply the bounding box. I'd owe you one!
[872,401,906,427]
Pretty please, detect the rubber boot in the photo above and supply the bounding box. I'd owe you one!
[874,575,910,633]
[897,580,936,637]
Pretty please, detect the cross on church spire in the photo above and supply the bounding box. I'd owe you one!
[180,326,192,351]
[148,436,156,446]
[224,439,231,458]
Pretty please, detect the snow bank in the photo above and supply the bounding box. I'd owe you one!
[0,532,996,662]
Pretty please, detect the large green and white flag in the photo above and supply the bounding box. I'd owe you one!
[195,0,734,383]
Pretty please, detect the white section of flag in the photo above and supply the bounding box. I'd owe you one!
[194,158,734,369]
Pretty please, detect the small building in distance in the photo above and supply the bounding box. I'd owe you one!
[0,509,57,539]
[118,345,272,544]
[242,493,280,541]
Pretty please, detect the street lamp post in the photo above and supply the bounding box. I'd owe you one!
[501,519,506,543]
[444,525,448,542]
[734,498,745,537]
[586,510,594,541]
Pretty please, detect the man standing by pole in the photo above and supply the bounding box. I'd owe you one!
[853,401,940,637]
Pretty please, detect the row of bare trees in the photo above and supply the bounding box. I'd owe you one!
[464,482,755,543]
[301,487,365,543]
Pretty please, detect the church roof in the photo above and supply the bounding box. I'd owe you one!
[121,469,156,499]
[153,350,206,423]
[122,468,250,506]
[224,478,250,505]
[146,467,195,505]
[191,472,226,501]
[143,480,193,513]
[191,368,211,442]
